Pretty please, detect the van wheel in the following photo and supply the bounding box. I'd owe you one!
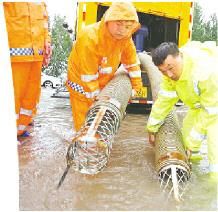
[44,81,53,88]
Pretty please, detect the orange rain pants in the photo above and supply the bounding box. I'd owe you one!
[31,80,42,120]
[69,92,93,132]
[12,61,42,135]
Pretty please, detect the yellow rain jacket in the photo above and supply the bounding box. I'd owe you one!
[4,2,50,136]
[67,2,143,131]
[147,41,218,182]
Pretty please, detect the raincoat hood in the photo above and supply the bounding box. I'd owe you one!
[104,2,140,34]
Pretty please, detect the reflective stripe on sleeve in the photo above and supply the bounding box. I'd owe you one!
[128,70,141,78]
[205,106,218,115]
[85,89,100,99]
[148,116,164,126]
[159,89,178,98]
[191,151,201,157]
[193,80,200,95]
[194,102,201,108]
[81,73,99,82]
[123,63,139,69]
[20,108,32,116]
[209,164,218,172]
[67,80,99,99]
[10,48,43,56]
[10,48,33,56]
[67,80,86,95]
[99,67,112,74]
[190,128,206,141]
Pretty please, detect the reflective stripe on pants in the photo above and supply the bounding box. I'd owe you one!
[12,61,42,135]
[183,108,218,175]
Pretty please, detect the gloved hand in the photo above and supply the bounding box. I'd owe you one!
[43,41,52,67]
[93,95,99,102]
[131,89,137,97]
[186,149,203,163]
[148,131,156,147]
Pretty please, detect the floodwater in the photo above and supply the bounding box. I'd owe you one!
[19,88,217,211]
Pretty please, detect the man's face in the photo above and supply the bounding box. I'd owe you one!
[107,20,136,40]
[158,54,183,81]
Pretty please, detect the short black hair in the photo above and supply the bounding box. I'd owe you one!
[151,42,179,66]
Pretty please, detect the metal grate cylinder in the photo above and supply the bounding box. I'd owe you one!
[67,70,132,174]
[155,111,190,173]
[155,111,191,201]
[138,52,191,201]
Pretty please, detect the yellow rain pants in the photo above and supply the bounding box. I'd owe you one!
[147,41,218,182]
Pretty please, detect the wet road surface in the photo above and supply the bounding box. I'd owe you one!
[19,88,217,210]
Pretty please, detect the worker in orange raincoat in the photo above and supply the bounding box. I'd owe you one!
[3,2,52,138]
[67,2,143,131]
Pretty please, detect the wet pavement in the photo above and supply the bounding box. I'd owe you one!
[19,88,217,210]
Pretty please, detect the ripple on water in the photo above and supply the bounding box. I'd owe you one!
[19,89,217,210]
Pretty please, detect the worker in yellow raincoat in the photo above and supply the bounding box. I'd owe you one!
[67,2,143,131]
[147,41,218,183]
[3,2,52,138]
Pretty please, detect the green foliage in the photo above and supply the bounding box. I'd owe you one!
[192,2,217,43]
[192,3,204,41]
[44,15,72,77]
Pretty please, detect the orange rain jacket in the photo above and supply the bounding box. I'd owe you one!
[4,2,50,136]
[67,2,143,130]
[4,2,50,62]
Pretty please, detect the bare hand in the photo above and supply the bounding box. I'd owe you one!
[148,132,156,147]
[43,41,52,67]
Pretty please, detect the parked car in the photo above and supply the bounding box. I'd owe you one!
[51,86,70,98]
[41,73,63,88]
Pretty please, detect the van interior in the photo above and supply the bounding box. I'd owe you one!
[97,5,180,53]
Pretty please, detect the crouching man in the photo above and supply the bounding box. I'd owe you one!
[146,41,218,183]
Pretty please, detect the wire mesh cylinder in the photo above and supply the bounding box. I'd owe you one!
[155,110,191,200]
[96,69,132,117]
[138,52,191,200]
[67,71,132,174]
[155,111,190,172]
